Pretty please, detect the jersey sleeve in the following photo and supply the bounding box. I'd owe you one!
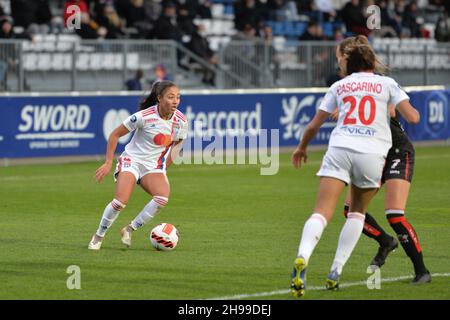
[122,112,143,132]
[318,88,337,113]
[175,120,188,141]
[388,79,410,107]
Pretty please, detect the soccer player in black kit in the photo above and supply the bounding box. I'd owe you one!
[343,111,431,284]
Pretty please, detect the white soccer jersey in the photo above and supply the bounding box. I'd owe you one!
[319,72,409,156]
[122,105,188,170]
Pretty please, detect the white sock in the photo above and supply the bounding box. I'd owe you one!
[297,213,328,263]
[96,199,126,237]
[130,196,168,230]
[330,212,365,275]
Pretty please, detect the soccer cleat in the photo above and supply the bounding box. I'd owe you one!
[290,256,307,298]
[88,234,103,250]
[370,236,398,268]
[411,271,432,285]
[120,225,133,247]
[326,269,340,291]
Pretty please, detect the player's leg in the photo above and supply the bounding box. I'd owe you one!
[326,151,384,289]
[120,172,170,247]
[326,184,379,289]
[291,147,350,297]
[291,177,346,297]
[385,178,431,284]
[343,188,398,267]
[89,171,137,250]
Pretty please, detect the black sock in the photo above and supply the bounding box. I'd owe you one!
[343,205,392,247]
[387,213,428,275]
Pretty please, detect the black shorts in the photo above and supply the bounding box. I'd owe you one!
[382,149,414,183]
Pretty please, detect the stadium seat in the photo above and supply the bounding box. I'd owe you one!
[211,4,224,18]
[23,53,38,71]
[89,53,102,71]
[271,21,284,36]
[126,53,140,70]
[51,53,69,71]
[37,53,52,71]
[223,4,234,17]
[322,22,333,38]
[76,53,90,71]
[273,36,286,52]
[295,22,307,37]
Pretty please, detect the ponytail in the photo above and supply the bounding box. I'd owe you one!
[138,80,177,111]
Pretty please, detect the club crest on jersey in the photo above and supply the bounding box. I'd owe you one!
[341,126,376,136]
[130,115,137,123]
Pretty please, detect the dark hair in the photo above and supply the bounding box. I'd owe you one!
[139,80,177,111]
[338,35,387,76]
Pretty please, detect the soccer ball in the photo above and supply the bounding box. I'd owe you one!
[150,223,179,251]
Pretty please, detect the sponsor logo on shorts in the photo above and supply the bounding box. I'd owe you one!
[122,157,131,168]
[389,170,400,175]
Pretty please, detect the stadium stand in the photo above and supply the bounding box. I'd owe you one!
[0,0,449,91]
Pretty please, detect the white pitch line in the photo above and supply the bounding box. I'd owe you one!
[205,272,450,300]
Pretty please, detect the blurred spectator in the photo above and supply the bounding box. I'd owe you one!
[75,12,107,38]
[35,0,53,26]
[0,17,17,90]
[0,16,13,39]
[96,3,126,38]
[11,0,37,28]
[197,0,213,19]
[313,0,337,22]
[333,27,344,41]
[374,0,401,37]
[233,0,268,31]
[125,69,145,90]
[187,24,218,85]
[402,0,422,38]
[121,0,154,37]
[297,0,314,11]
[267,0,299,21]
[230,23,259,84]
[11,0,52,34]
[299,21,326,41]
[148,1,182,42]
[435,11,450,42]
[174,0,198,35]
[257,24,280,86]
[148,63,172,86]
[341,0,371,36]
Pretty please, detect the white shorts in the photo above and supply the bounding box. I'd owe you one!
[316,147,385,188]
[114,152,166,184]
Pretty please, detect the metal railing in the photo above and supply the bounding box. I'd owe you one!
[1,38,449,92]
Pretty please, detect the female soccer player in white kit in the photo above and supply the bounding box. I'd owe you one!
[290,36,420,297]
[88,81,188,250]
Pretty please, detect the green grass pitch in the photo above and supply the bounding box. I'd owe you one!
[1,146,449,300]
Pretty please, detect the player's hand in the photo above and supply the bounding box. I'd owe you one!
[330,109,339,122]
[95,162,112,183]
[292,147,307,169]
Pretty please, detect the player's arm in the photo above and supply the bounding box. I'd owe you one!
[95,124,130,183]
[166,139,184,169]
[396,100,420,124]
[292,110,330,168]
[389,79,420,124]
